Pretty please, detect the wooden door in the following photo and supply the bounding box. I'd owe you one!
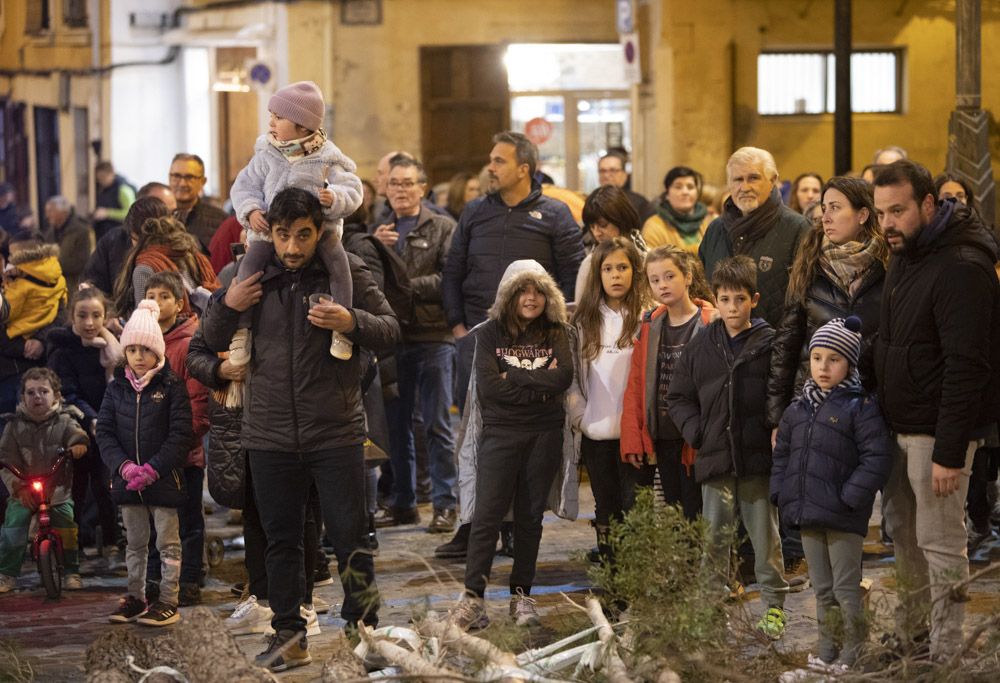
[1,101,30,209]
[216,46,259,200]
[420,45,509,186]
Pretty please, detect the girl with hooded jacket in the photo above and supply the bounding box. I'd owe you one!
[451,260,573,631]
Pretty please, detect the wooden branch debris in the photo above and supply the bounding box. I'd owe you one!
[585,596,635,683]
[358,624,462,681]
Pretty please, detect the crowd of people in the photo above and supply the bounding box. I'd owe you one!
[0,79,998,673]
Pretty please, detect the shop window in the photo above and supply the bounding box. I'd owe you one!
[757,50,901,115]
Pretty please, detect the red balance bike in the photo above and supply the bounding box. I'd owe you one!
[1,448,69,599]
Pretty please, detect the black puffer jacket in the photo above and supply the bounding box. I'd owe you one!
[770,385,892,536]
[391,206,456,343]
[96,362,193,507]
[442,182,585,329]
[666,319,774,483]
[698,196,810,327]
[46,326,107,423]
[874,202,1000,468]
[200,252,399,452]
[185,327,244,509]
[767,266,884,426]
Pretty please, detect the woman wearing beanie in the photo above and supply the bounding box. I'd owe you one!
[770,316,892,669]
[228,80,363,365]
[96,299,194,627]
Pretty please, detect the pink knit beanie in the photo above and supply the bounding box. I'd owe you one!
[268,81,324,132]
[120,299,165,359]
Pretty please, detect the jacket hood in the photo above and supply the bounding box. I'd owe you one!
[253,133,357,173]
[926,202,1000,262]
[9,244,63,283]
[488,267,567,326]
[164,315,198,344]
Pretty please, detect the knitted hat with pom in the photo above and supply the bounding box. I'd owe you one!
[809,315,863,367]
[120,299,166,360]
[269,81,324,132]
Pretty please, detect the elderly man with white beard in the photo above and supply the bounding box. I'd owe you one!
[698,147,811,327]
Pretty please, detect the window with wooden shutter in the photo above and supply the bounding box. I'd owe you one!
[25,0,51,34]
[64,0,88,28]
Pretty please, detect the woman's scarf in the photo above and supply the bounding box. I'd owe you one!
[657,199,708,239]
[720,187,783,253]
[135,245,222,314]
[819,237,881,296]
[268,128,328,161]
[125,357,165,393]
[800,368,862,412]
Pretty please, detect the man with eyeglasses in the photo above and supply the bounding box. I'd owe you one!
[169,153,228,255]
[372,157,458,532]
[597,151,652,222]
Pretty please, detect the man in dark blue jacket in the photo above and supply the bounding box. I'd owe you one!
[439,131,584,558]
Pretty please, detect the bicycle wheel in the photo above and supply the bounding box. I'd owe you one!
[38,537,62,600]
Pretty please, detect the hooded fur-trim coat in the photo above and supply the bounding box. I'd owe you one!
[4,244,68,338]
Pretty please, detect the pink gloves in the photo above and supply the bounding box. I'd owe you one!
[122,462,159,492]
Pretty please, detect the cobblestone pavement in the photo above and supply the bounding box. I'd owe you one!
[2,489,999,681]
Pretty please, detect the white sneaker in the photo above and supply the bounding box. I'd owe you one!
[509,588,540,627]
[64,573,83,590]
[264,604,321,637]
[0,574,17,593]
[330,331,353,360]
[311,594,331,614]
[226,595,274,635]
[229,329,252,367]
[102,545,123,571]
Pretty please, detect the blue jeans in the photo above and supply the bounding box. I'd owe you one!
[387,342,457,511]
[249,446,377,632]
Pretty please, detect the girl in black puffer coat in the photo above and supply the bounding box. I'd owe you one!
[770,317,891,667]
[97,300,192,625]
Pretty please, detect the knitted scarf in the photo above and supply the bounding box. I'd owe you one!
[656,199,708,239]
[125,357,165,393]
[135,246,221,315]
[800,368,862,412]
[819,237,881,296]
[268,128,327,161]
[77,327,125,382]
[720,187,783,253]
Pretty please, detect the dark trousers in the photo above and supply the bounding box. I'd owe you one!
[243,450,317,602]
[250,446,377,632]
[464,427,563,598]
[580,436,631,527]
[148,465,205,584]
[621,439,702,521]
[968,446,998,532]
[72,446,119,547]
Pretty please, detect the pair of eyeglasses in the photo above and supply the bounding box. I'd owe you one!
[388,180,423,190]
[169,173,204,183]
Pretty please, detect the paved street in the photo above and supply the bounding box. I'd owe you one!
[2,489,999,681]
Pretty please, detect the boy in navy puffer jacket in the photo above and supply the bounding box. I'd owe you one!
[770,316,891,668]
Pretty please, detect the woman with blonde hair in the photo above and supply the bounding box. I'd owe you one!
[113,216,220,319]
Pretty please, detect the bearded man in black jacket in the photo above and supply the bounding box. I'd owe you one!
[873,159,1000,659]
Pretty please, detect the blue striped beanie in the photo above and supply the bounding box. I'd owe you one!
[809,316,862,366]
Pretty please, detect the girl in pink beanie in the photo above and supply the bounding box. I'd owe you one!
[229,80,362,363]
[96,299,194,626]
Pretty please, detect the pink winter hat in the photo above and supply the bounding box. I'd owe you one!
[120,299,165,359]
[269,81,324,132]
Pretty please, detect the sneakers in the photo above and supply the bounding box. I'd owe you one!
[226,595,274,636]
[229,328,252,367]
[64,573,83,590]
[311,594,331,614]
[261,604,322,637]
[757,606,787,640]
[255,629,311,672]
[178,582,201,606]
[330,331,353,360]
[374,506,420,528]
[101,545,123,571]
[428,508,457,534]
[448,594,490,631]
[0,574,17,593]
[434,523,470,559]
[313,560,334,587]
[136,601,180,626]
[109,595,148,623]
[509,589,540,627]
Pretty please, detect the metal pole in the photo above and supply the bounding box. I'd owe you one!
[833,0,852,176]
[947,0,995,228]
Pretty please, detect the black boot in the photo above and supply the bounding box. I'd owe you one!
[434,522,470,559]
[497,522,514,557]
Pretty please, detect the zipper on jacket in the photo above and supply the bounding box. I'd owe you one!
[288,277,302,451]
[800,408,817,524]
[134,392,143,502]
